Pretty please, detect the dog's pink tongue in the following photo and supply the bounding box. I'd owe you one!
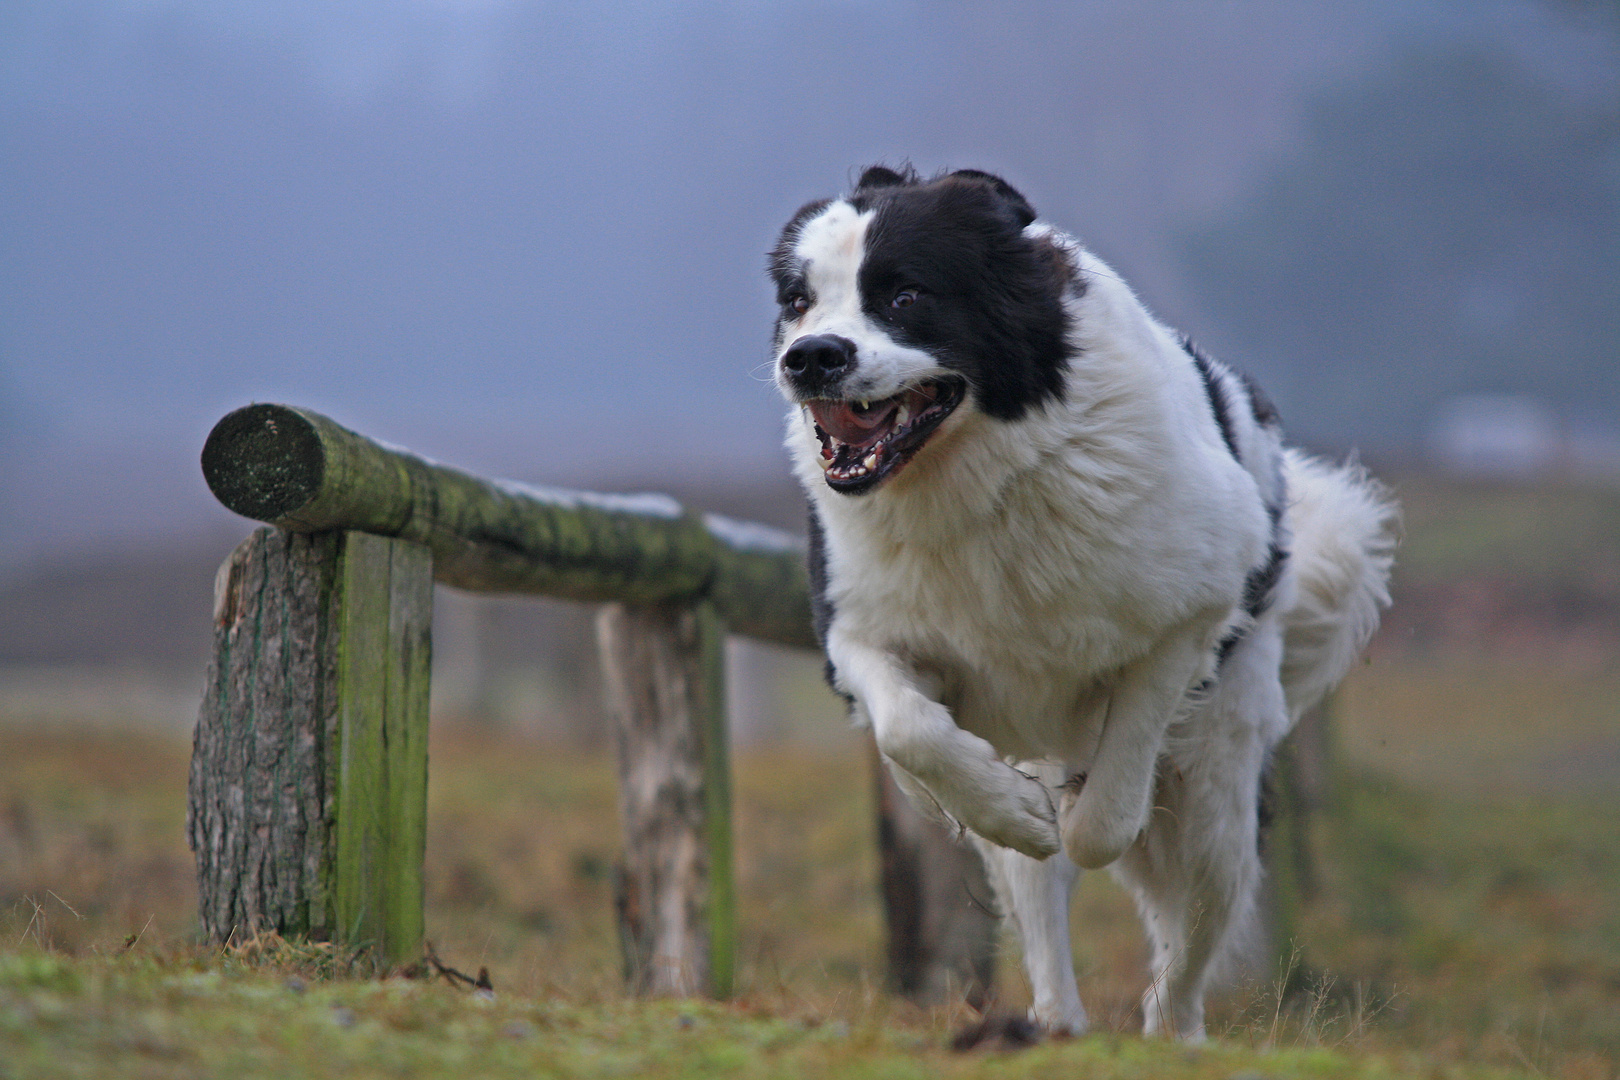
[809,400,888,446]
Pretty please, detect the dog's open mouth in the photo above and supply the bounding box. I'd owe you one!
[807,377,966,493]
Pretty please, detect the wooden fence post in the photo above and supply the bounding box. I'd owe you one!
[1260,693,1337,982]
[596,601,734,999]
[187,526,432,966]
[871,741,998,1008]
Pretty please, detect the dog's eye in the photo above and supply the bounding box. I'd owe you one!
[786,294,810,316]
[892,290,918,309]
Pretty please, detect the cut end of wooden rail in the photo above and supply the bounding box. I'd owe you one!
[202,404,327,522]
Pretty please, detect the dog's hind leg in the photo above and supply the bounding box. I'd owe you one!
[1110,627,1284,1041]
[970,762,1087,1035]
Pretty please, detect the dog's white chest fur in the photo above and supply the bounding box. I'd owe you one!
[809,371,1268,763]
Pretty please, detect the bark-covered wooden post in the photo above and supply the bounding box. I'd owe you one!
[597,602,733,998]
[187,526,431,965]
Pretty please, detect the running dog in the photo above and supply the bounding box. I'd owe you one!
[768,166,1397,1040]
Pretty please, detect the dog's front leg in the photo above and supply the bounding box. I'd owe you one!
[1059,629,1211,869]
[830,635,1060,860]
[971,776,1088,1035]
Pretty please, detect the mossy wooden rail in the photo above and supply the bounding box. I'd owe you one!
[188,402,815,995]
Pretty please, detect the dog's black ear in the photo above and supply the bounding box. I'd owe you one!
[947,169,1038,228]
[855,165,918,192]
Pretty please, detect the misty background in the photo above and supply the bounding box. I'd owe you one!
[2,0,1617,736]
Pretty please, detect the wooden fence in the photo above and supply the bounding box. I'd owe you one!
[187,403,996,1001]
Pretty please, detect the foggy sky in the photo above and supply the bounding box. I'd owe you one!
[2,0,1614,568]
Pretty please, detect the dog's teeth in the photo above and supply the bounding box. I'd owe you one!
[863,452,879,470]
[859,400,870,411]
[819,456,832,471]
[895,405,909,428]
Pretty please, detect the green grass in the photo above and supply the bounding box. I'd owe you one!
[3,476,1618,1078]
[1,946,1534,1080]
[3,703,1614,1078]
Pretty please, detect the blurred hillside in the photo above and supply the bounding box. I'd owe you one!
[1182,38,1620,452]
[1380,474,1620,664]
[2,469,1616,743]
[0,475,824,741]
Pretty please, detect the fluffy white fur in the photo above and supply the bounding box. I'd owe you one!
[776,211,1397,1040]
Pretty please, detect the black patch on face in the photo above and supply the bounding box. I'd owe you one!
[928,169,1037,228]
[839,168,1075,421]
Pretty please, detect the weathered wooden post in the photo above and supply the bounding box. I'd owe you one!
[597,602,733,998]
[190,403,811,990]
[188,527,431,964]
[871,743,998,1007]
[1259,694,1338,981]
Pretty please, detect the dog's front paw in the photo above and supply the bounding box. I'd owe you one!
[1057,776,1143,869]
[968,769,1060,860]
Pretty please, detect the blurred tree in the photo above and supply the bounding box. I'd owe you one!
[1184,40,1620,454]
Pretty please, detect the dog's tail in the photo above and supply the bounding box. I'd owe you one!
[1277,449,1400,723]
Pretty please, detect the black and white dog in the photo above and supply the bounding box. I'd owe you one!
[769,166,1396,1040]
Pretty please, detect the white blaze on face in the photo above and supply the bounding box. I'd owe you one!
[793,200,871,340]
[778,200,944,403]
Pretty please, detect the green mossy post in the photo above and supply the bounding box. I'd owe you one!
[696,603,735,1000]
[330,532,433,963]
[188,527,432,966]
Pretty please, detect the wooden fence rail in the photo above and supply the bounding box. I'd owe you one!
[187,402,996,1000]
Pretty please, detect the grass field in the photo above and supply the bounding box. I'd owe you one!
[3,662,1617,1078]
[2,476,1617,1078]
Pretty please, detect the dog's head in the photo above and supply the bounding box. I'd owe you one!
[769,166,1076,495]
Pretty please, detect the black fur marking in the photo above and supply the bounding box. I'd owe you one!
[1215,540,1290,666]
[1243,541,1289,620]
[938,169,1037,228]
[1235,368,1281,428]
[806,504,854,703]
[1184,339,1239,459]
[1214,454,1290,667]
[850,169,1073,421]
[855,164,917,192]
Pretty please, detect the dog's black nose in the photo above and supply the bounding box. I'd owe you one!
[781,334,857,380]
